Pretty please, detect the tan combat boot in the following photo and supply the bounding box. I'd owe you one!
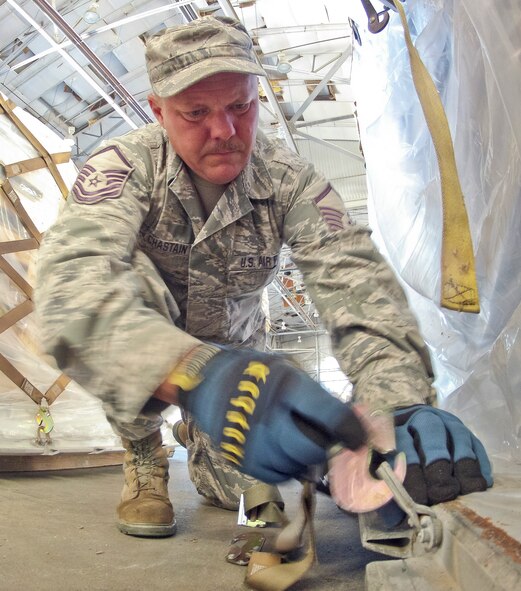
[172,419,188,448]
[117,431,177,537]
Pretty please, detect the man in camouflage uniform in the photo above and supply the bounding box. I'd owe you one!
[35,16,492,539]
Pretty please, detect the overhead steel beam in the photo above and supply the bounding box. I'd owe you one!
[178,2,199,21]
[6,0,137,129]
[80,118,127,156]
[262,65,350,86]
[30,0,151,125]
[11,1,196,71]
[259,36,350,57]
[293,129,365,162]
[252,24,351,35]
[272,276,319,331]
[293,113,355,128]
[290,45,352,124]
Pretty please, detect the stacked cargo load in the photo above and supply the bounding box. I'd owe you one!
[0,93,124,468]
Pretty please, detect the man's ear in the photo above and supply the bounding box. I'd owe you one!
[148,94,164,126]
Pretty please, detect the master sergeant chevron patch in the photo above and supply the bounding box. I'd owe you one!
[313,184,352,231]
[72,145,134,205]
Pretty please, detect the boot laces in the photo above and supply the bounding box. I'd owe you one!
[130,439,162,492]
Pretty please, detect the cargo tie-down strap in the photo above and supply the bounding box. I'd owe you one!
[240,481,316,591]
[391,0,480,313]
[0,176,71,412]
[0,94,70,199]
[235,410,404,590]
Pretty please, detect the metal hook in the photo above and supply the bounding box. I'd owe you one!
[359,0,391,34]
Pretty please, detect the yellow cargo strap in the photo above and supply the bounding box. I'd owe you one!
[393,0,480,313]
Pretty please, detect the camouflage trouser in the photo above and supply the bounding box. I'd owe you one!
[110,400,271,511]
[182,410,264,510]
[107,254,276,510]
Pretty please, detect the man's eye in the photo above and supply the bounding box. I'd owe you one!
[183,109,207,121]
[231,102,251,113]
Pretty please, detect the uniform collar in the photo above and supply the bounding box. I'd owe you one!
[167,135,274,243]
[240,133,273,201]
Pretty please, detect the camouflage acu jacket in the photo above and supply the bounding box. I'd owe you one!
[35,123,435,425]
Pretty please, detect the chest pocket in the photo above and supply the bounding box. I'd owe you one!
[227,252,280,298]
[226,209,282,298]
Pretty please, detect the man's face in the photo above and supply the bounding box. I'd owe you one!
[148,72,260,184]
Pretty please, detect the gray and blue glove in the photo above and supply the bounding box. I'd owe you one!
[393,404,493,505]
[370,405,493,527]
[177,347,367,483]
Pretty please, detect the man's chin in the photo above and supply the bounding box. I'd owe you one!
[200,163,244,185]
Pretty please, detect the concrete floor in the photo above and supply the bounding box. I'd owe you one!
[0,447,387,591]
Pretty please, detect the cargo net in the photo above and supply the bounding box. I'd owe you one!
[0,94,120,457]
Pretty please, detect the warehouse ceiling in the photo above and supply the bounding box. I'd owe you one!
[0,0,378,366]
[0,0,366,186]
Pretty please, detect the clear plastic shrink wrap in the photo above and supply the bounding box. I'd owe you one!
[0,94,123,453]
[346,0,521,462]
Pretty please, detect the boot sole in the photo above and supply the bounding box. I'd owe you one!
[117,519,177,538]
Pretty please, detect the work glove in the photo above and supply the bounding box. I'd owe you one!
[374,404,493,527]
[393,404,493,505]
[175,346,367,484]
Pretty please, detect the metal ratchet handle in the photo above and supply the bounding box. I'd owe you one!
[376,461,443,551]
[376,461,436,527]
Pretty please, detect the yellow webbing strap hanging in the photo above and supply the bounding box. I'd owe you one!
[393,0,480,313]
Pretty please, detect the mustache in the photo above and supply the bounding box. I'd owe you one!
[203,140,245,155]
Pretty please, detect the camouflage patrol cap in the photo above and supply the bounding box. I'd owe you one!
[145,16,266,97]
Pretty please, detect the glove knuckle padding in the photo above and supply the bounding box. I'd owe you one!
[392,426,427,504]
[247,411,323,477]
[393,405,493,506]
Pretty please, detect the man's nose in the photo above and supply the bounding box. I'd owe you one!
[208,111,235,140]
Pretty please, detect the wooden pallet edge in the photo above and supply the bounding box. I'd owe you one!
[0,450,125,472]
[0,445,176,473]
